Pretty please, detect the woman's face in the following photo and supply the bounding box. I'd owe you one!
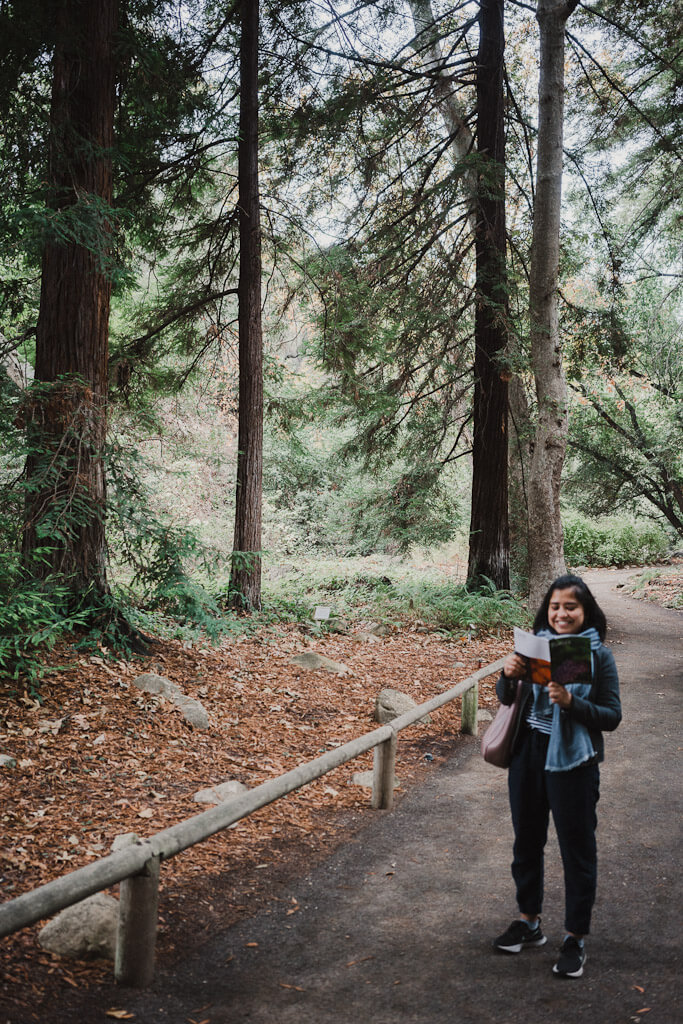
[547,587,586,634]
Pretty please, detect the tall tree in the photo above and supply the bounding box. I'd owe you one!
[467,0,509,589]
[229,0,264,610]
[22,0,118,595]
[526,0,578,606]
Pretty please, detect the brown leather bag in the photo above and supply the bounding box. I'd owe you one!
[481,680,525,768]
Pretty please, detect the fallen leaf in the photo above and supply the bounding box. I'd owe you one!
[39,718,65,735]
[138,807,154,819]
[245,942,258,948]
[636,1010,651,1015]
[279,982,305,991]
[105,1011,135,1020]
[632,985,645,993]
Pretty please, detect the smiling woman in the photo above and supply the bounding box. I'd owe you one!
[493,573,621,978]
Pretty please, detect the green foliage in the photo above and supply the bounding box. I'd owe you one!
[263,557,525,633]
[0,550,92,693]
[563,278,683,536]
[263,423,462,557]
[563,512,669,568]
[106,438,231,641]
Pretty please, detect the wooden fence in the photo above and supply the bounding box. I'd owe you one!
[0,656,504,987]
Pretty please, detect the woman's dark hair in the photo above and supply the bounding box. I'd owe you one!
[533,574,607,641]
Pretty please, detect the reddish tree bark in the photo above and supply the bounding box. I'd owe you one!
[229,0,264,610]
[23,0,118,594]
[467,0,510,590]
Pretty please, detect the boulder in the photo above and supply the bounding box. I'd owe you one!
[38,893,118,961]
[132,672,209,729]
[172,695,209,730]
[0,753,17,769]
[289,652,351,676]
[374,687,431,725]
[110,832,140,853]
[194,780,248,805]
[133,671,179,697]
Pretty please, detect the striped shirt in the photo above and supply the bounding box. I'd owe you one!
[526,707,554,735]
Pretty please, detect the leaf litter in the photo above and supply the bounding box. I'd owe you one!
[0,621,510,1018]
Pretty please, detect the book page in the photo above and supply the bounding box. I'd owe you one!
[513,627,551,685]
[513,627,550,661]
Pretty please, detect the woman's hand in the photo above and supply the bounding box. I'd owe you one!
[548,680,572,709]
[503,653,527,679]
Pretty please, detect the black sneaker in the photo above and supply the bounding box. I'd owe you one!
[552,936,586,978]
[493,918,547,953]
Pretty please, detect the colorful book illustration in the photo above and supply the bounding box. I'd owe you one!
[513,627,592,687]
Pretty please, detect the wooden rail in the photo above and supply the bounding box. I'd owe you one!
[0,656,504,986]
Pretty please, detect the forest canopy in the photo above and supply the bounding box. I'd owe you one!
[0,0,680,680]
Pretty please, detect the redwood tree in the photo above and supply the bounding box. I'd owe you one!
[229,0,264,610]
[22,0,118,595]
[467,0,510,590]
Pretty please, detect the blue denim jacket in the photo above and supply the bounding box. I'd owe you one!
[496,645,622,764]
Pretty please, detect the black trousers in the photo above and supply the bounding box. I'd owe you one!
[508,726,600,935]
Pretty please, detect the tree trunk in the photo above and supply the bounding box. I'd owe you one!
[508,373,533,590]
[229,0,263,611]
[408,0,476,211]
[22,0,118,594]
[410,0,510,589]
[527,0,578,608]
[467,0,510,590]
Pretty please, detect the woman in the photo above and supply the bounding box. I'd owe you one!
[493,574,622,978]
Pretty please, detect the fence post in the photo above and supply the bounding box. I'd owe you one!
[114,854,160,987]
[460,681,478,735]
[372,732,397,810]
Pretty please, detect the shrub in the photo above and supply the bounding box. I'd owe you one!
[0,550,92,694]
[263,558,527,632]
[563,512,669,568]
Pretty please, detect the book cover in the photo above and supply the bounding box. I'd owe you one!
[513,628,592,687]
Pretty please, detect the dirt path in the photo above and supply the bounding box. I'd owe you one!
[4,569,682,1023]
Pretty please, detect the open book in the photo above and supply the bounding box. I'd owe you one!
[513,627,592,687]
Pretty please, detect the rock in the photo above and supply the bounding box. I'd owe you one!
[350,770,400,789]
[366,622,391,636]
[478,709,493,722]
[325,617,349,634]
[133,671,180,697]
[110,832,140,852]
[289,652,351,675]
[353,631,380,643]
[38,894,118,961]
[132,673,209,729]
[194,780,248,805]
[173,696,209,730]
[0,754,17,769]
[374,688,431,725]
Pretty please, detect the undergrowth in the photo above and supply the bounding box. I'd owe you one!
[261,558,527,632]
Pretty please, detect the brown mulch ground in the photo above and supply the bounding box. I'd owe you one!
[622,562,683,609]
[0,620,510,1019]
